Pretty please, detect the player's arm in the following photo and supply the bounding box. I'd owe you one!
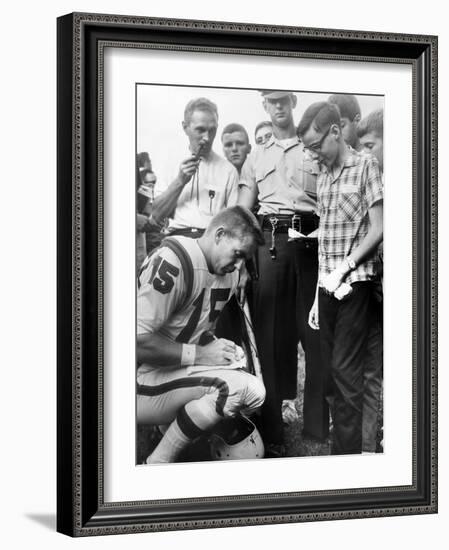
[137,333,237,367]
[151,156,199,222]
[137,333,182,366]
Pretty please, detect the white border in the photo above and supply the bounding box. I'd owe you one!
[104,46,413,502]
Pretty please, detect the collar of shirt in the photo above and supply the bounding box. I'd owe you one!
[321,147,360,183]
[264,134,300,153]
[342,147,360,167]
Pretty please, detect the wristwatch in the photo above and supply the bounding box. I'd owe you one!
[346,256,356,270]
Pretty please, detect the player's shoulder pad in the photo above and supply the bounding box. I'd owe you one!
[160,237,194,300]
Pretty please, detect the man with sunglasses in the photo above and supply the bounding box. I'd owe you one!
[238,90,329,455]
[297,101,383,455]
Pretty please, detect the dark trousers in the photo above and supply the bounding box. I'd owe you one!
[252,233,328,445]
[215,295,243,346]
[319,282,372,455]
[362,284,383,452]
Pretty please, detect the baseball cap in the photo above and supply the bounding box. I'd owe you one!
[260,90,294,99]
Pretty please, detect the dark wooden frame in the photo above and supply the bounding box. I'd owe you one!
[57,12,438,537]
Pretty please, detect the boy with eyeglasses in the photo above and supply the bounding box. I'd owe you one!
[297,101,383,455]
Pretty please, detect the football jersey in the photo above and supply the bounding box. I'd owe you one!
[137,236,239,347]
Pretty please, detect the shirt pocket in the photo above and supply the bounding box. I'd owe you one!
[199,188,222,216]
[255,163,276,184]
[338,187,361,222]
[255,163,277,199]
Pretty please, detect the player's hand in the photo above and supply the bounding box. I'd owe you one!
[177,156,200,186]
[308,299,319,330]
[195,338,237,366]
[234,345,245,361]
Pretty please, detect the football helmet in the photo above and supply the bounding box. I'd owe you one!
[209,415,264,460]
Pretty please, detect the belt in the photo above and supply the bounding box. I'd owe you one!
[260,213,319,234]
[260,213,318,261]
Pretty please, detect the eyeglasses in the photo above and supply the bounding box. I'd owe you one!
[302,126,331,153]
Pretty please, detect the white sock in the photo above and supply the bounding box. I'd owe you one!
[147,397,222,464]
[147,419,190,464]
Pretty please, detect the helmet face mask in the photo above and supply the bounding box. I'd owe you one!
[209,415,265,460]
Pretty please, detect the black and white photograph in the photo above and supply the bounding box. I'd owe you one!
[135,84,385,464]
[53,9,437,537]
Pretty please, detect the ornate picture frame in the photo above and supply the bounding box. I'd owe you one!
[57,12,437,536]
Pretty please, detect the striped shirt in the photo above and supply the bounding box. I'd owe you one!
[317,149,383,285]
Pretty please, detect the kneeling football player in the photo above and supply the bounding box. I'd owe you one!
[137,206,266,463]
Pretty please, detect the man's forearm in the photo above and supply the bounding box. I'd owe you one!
[322,203,383,294]
[349,228,383,267]
[339,202,383,278]
[137,333,183,367]
[136,333,235,368]
[348,203,383,268]
[237,184,257,210]
[151,177,186,223]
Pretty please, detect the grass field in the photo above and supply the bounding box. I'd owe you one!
[283,345,331,458]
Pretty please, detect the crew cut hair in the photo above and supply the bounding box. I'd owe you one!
[208,206,264,246]
[357,109,384,138]
[221,123,249,141]
[183,97,218,124]
[328,94,361,121]
[297,101,341,138]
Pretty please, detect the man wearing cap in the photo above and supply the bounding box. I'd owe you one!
[152,97,239,238]
[238,90,329,453]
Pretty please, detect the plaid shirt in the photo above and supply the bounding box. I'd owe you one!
[317,149,383,286]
